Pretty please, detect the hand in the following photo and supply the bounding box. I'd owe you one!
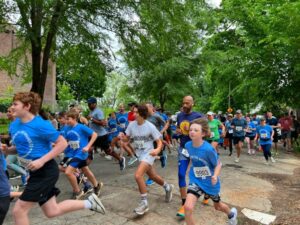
[1,144,8,154]
[211,176,218,185]
[150,149,159,157]
[83,146,90,152]
[27,158,45,171]
[86,115,91,120]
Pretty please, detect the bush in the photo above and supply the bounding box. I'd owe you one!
[0,97,12,113]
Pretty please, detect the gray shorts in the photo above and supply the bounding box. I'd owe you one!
[136,150,156,166]
[187,183,221,203]
[281,130,291,139]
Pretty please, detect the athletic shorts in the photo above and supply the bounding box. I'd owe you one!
[207,139,219,144]
[233,136,245,145]
[69,158,88,169]
[136,150,156,166]
[20,159,60,206]
[59,157,72,168]
[93,134,110,151]
[187,183,220,203]
[281,130,291,139]
[0,196,10,225]
[245,135,255,140]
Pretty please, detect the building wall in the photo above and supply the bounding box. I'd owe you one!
[0,28,56,109]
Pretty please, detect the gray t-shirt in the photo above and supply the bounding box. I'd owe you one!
[147,114,165,132]
[125,120,161,152]
[89,108,107,136]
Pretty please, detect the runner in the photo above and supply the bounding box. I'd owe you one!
[266,111,281,155]
[121,104,174,215]
[0,149,10,225]
[176,96,202,218]
[255,117,276,165]
[231,110,247,163]
[4,92,105,225]
[279,113,293,152]
[206,111,225,154]
[245,116,256,155]
[225,114,234,156]
[184,118,237,225]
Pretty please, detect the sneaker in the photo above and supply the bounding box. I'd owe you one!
[83,183,94,194]
[165,184,174,202]
[145,178,154,186]
[104,155,112,160]
[77,173,85,185]
[94,181,104,196]
[234,158,239,163]
[264,160,269,165]
[202,198,209,205]
[160,152,167,168]
[88,193,106,214]
[228,207,238,225]
[128,156,138,166]
[271,157,276,163]
[119,157,126,171]
[176,205,185,218]
[134,201,149,215]
[11,185,19,192]
[72,190,84,200]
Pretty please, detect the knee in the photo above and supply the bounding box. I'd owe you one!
[184,204,194,215]
[105,148,112,155]
[214,203,221,211]
[134,172,143,181]
[64,170,73,177]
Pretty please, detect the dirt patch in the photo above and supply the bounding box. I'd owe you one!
[239,167,300,225]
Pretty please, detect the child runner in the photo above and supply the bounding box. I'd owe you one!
[4,92,105,225]
[0,147,10,225]
[184,118,238,225]
[255,117,276,165]
[64,110,103,199]
[121,104,174,215]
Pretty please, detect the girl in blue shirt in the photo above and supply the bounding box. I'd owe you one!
[184,118,237,225]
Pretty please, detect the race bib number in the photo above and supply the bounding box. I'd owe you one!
[229,129,233,134]
[210,132,215,138]
[120,123,126,129]
[111,128,117,132]
[17,156,32,169]
[181,148,189,157]
[193,166,211,179]
[236,126,243,131]
[69,141,80,150]
[260,133,268,139]
[134,140,145,150]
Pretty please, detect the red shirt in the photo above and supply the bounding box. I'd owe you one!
[128,111,136,122]
[279,116,292,131]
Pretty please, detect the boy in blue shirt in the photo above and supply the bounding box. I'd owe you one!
[184,118,237,225]
[4,92,105,225]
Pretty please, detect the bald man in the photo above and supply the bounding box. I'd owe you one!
[176,96,203,218]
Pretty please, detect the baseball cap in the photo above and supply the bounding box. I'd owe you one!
[207,111,214,116]
[236,109,242,114]
[87,97,97,104]
[228,114,233,117]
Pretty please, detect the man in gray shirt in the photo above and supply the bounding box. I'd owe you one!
[87,97,125,170]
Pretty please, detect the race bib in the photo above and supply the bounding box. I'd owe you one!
[69,141,80,150]
[134,140,145,150]
[120,123,126,129]
[210,132,215,138]
[236,126,243,131]
[181,148,190,157]
[260,133,268,139]
[229,129,233,134]
[111,128,117,132]
[193,166,211,179]
[17,156,32,169]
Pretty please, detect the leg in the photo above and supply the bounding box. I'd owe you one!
[146,166,164,186]
[0,196,10,225]
[135,162,150,194]
[65,166,80,193]
[178,159,190,201]
[13,199,36,225]
[184,193,198,225]
[81,166,98,187]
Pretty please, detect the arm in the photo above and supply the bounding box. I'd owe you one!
[150,139,162,156]
[1,144,17,155]
[83,132,97,152]
[27,135,68,171]
[90,117,107,126]
[212,160,222,185]
[80,116,89,126]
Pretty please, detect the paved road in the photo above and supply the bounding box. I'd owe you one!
[4,147,300,225]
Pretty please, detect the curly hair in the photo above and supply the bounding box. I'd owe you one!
[13,92,41,115]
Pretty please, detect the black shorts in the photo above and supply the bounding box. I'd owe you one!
[0,196,10,225]
[68,157,88,169]
[245,135,255,140]
[59,157,72,168]
[207,139,219,144]
[187,183,220,203]
[233,136,245,145]
[20,159,60,206]
[93,134,110,151]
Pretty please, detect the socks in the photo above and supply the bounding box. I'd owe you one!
[182,198,186,205]
[141,193,148,205]
[84,200,92,209]
[228,211,234,219]
[163,182,170,191]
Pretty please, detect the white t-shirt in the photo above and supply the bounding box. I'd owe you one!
[125,120,162,153]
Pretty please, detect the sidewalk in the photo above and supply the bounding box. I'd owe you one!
[4,148,300,225]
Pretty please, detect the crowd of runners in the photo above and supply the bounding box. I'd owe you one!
[0,92,299,225]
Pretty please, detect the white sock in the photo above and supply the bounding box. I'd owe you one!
[141,193,148,205]
[163,182,170,191]
[84,200,92,209]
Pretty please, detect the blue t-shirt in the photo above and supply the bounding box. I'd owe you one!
[65,123,94,160]
[116,112,128,132]
[60,125,73,158]
[0,151,10,197]
[10,116,60,160]
[231,118,247,137]
[177,111,203,147]
[256,125,273,145]
[246,121,256,137]
[108,118,120,139]
[252,118,260,126]
[185,141,220,195]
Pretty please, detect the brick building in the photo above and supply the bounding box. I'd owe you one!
[0,28,56,109]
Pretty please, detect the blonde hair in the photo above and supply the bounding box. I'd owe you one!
[13,92,41,115]
[66,109,79,120]
[190,118,211,138]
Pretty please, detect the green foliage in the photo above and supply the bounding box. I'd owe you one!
[56,81,75,111]
[0,97,12,113]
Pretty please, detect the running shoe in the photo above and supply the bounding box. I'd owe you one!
[104,155,112,160]
[77,173,85,185]
[176,205,185,218]
[271,157,276,163]
[160,152,167,168]
[119,157,126,171]
[88,193,106,214]
[83,183,94,194]
[165,184,174,202]
[264,160,269,165]
[72,190,84,200]
[94,181,104,196]
[128,156,138,166]
[134,201,149,215]
[202,198,209,205]
[234,158,239,163]
[228,207,238,225]
[145,178,154,186]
